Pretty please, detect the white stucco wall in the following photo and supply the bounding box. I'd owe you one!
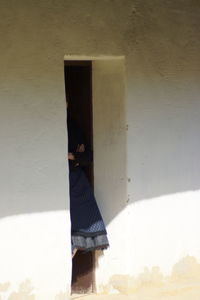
[0,4,71,297]
[0,1,200,299]
[92,59,128,283]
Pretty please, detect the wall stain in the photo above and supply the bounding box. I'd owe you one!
[0,282,10,293]
[0,280,35,300]
[55,291,70,300]
[8,280,35,300]
[1,256,200,299]
[0,280,70,300]
[102,256,200,299]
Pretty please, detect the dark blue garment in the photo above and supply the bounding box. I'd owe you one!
[68,118,109,251]
[70,168,107,237]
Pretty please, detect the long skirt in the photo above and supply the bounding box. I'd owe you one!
[69,167,109,252]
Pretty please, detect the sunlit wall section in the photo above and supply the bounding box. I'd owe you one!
[0,211,70,299]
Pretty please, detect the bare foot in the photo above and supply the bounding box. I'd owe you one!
[72,248,77,258]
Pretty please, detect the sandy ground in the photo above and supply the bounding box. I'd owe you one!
[71,295,133,300]
[71,290,200,300]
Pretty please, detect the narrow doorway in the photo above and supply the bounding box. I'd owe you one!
[64,61,94,293]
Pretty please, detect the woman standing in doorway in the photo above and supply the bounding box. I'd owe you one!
[67,109,109,257]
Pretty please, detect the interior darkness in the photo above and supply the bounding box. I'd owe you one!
[64,61,94,294]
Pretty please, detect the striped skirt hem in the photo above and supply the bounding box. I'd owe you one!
[72,233,109,252]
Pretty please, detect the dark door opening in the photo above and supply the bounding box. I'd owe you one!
[64,61,94,293]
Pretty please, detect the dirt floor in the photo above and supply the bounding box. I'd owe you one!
[71,295,134,300]
[71,290,200,300]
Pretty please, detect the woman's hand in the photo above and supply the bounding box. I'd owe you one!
[76,144,85,153]
[68,152,75,160]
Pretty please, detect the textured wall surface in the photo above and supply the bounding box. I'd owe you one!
[0,0,200,299]
[92,59,127,284]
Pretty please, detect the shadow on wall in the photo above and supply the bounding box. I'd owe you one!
[1,66,200,228]
[1,59,200,230]
[127,103,200,204]
[0,97,68,220]
[0,0,199,231]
